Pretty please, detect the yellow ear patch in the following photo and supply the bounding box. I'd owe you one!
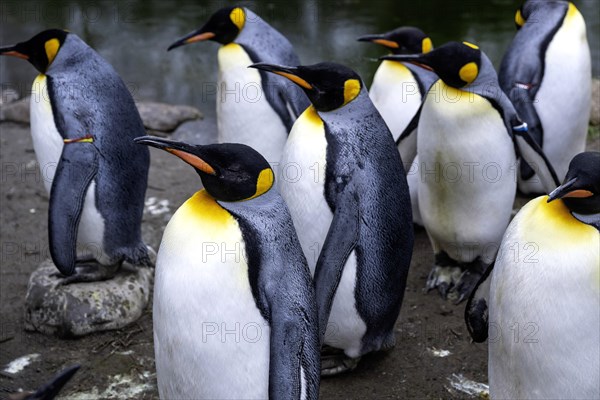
[249,168,274,200]
[422,37,433,53]
[515,9,526,27]
[275,71,313,90]
[230,7,246,31]
[343,79,361,106]
[462,42,479,50]
[459,62,479,84]
[45,38,60,66]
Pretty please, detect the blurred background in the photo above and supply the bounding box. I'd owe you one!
[1,0,599,122]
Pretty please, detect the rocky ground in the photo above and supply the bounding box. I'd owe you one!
[0,84,598,399]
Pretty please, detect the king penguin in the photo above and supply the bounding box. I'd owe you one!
[466,151,600,398]
[134,137,320,399]
[382,42,559,302]
[168,6,310,167]
[499,0,592,194]
[251,62,413,375]
[358,27,438,226]
[0,30,151,280]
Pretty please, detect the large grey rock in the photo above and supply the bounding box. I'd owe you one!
[0,87,20,105]
[24,260,153,338]
[591,78,600,126]
[172,118,218,145]
[136,101,203,132]
[0,96,30,124]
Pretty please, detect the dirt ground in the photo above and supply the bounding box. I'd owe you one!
[0,119,598,399]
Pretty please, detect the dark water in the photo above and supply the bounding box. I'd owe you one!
[1,0,599,120]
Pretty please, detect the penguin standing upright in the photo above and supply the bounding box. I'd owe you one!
[383,42,559,302]
[168,6,310,166]
[499,0,592,194]
[135,137,320,399]
[466,152,600,398]
[251,62,413,375]
[358,27,438,225]
[0,30,151,280]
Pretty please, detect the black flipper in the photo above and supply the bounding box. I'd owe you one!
[268,311,313,400]
[395,103,423,146]
[509,84,543,180]
[27,365,80,400]
[464,262,494,343]
[314,190,360,342]
[49,144,99,276]
[512,122,560,193]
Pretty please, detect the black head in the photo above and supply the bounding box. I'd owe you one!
[357,26,433,55]
[548,152,600,215]
[250,62,362,112]
[168,6,245,50]
[0,29,68,73]
[135,136,274,202]
[380,41,481,88]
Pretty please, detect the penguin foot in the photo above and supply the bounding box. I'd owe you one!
[320,346,361,376]
[425,265,462,299]
[450,269,483,304]
[54,262,121,285]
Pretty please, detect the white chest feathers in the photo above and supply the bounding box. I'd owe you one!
[489,197,600,399]
[153,190,270,400]
[418,82,516,263]
[217,43,288,166]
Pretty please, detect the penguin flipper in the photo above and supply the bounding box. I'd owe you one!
[464,261,494,343]
[268,310,318,400]
[512,124,560,193]
[27,365,80,400]
[509,85,543,180]
[395,103,422,146]
[314,191,360,341]
[49,144,99,276]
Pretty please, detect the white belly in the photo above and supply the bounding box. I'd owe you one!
[279,108,367,355]
[489,197,600,399]
[217,43,288,167]
[153,192,270,399]
[370,60,421,164]
[418,83,516,263]
[30,75,106,263]
[520,6,591,193]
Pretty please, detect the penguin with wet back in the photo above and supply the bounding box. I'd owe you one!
[0,30,151,282]
[251,61,414,375]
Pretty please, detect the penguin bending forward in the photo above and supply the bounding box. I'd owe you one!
[135,137,320,399]
[251,62,413,375]
[383,42,559,303]
[499,0,592,194]
[168,6,310,166]
[0,30,151,280]
[358,26,438,226]
[466,152,600,398]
